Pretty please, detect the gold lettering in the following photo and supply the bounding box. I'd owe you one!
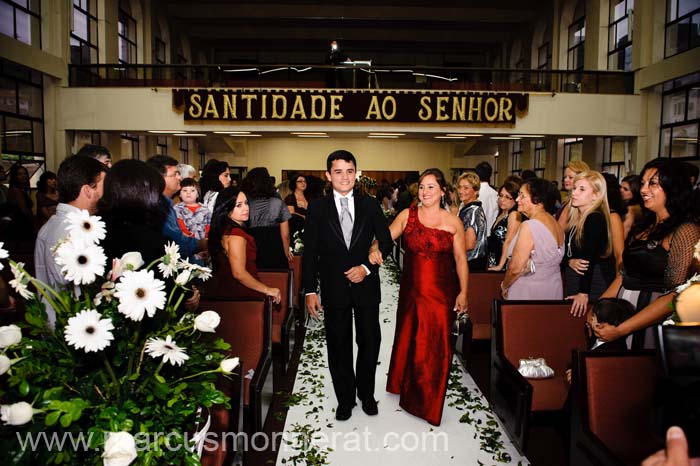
[290,95,307,119]
[261,94,268,119]
[271,95,287,119]
[382,96,397,120]
[203,94,219,119]
[499,97,513,122]
[418,96,432,121]
[484,97,498,121]
[223,94,236,119]
[452,97,466,121]
[310,95,326,119]
[468,96,482,122]
[436,96,449,121]
[329,95,343,119]
[188,94,203,118]
[365,96,382,120]
[241,94,257,119]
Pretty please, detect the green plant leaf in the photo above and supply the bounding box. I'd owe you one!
[59,413,72,428]
[45,410,61,426]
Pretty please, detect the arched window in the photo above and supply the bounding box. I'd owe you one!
[567,1,586,70]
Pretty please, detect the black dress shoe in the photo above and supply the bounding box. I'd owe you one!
[361,398,378,416]
[336,403,356,421]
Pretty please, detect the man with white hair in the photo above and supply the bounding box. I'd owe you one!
[177,163,196,180]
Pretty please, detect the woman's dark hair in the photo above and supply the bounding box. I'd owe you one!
[602,172,626,219]
[199,159,229,196]
[242,167,275,199]
[9,163,29,188]
[498,180,520,213]
[289,173,306,191]
[593,298,636,327]
[99,159,166,229]
[621,174,642,206]
[419,168,448,207]
[208,185,245,271]
[524,178,558,214]
[630,158,697,243]
[37,171,57,194]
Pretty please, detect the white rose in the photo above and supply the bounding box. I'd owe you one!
[103,431,137,466]
[0,354,11,375]
[220,357,240,374]
[0,325,22,349]
[0,402,34,425]
[194,311,220,333]
[110,252,144,281]
[174,269,192,286]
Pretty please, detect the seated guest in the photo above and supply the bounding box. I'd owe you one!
[242,167,293,269]
[146,155,207,262]
[488,180,522,271]
[457,171,488,270]
[204,186,281,302]
[174,178,211,262]
[501,178,565,300]
[35,171,59,227]
[101,160,168,264]
[35,156,107,327]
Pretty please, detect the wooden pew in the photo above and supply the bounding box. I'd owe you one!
[460,271,504,359]
[200,297,273,434]
[490,299,587,453]
[258,269,294,374]
[290,254,307,331]
[570,350,661,466]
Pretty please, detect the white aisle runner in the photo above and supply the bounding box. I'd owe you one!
[276,264,529,466]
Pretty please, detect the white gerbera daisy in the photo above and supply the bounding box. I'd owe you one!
[0,242,8,271]
[114,270,166,321]
[158,242,181,278]
[145,335,189,366]
[55,241,107,285]
[65,209,106,246]
[64,309,114,353]
[181,260,212,282]
[9,262,33,300]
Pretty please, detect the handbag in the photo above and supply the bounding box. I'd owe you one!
[451,311,470,336]
[517,357,554,379]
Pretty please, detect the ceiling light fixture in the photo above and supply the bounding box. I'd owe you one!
[368,132,405,136]
[434,136,466,139]
[228,134,262,137]
[173,133,206,137]
[511,134,545,138]
[445,133,483,137]
[147,130,184,134]
[491,137,521,140]
[297,135,329,138]
[291,132,327,136]
[368,135,399,138]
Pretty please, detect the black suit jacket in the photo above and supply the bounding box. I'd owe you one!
[302,191,393,309]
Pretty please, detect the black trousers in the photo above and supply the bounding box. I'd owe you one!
[323,302,381,407]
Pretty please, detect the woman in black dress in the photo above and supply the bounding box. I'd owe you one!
[488,180,521,271]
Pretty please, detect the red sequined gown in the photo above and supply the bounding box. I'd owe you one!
[386,205,458,426]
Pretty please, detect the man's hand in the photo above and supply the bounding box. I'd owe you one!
[305,293,323,319]
[368,249,383,265]
[344,266,367,283]
[642,426,699,466]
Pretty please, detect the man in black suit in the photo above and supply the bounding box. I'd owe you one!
[303,150,393,421]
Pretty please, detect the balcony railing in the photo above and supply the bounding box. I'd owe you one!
[68,64,635,94]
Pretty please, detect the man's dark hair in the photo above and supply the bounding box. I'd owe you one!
[57,156,108,203]
[474,161,493,183]
[75,144,111,160]
[593,298,635,327]
[521,169,537,181]
[146,155,179,177]
[326,150,357,172]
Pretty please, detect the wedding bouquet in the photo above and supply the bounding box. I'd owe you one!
[0,210,237,466]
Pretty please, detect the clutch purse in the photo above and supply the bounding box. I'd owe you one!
[451,312,470,336]
[517,357,554,379]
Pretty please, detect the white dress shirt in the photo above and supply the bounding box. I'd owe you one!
[480,181,499,233]
[333,190,371,276]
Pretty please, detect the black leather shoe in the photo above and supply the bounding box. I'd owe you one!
[361,398,378,416]
[336,403,356,421]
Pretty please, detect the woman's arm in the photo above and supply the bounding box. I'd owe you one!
[451,216,469,311]
[600,273,623,299]
[501,222,533,295]
[610,212,625,274]
[623,205,635,239]
[557,200,570,230]
[464,227,476,252]
[280,220,293,262]
[595,293,675,341]
[224,235,281,301]
[369,208,408,264]
[492,211,522,270]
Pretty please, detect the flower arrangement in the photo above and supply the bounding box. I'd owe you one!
[357,175,378,197]
[0,211,237,465]
[292,230,304,254]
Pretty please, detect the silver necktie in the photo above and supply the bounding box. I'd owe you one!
[339,197,353,249]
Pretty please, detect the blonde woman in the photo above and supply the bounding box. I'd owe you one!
[557,160,590,229]
[564,171,616,317]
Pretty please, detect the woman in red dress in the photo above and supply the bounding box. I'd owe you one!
[371,168,468,426]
